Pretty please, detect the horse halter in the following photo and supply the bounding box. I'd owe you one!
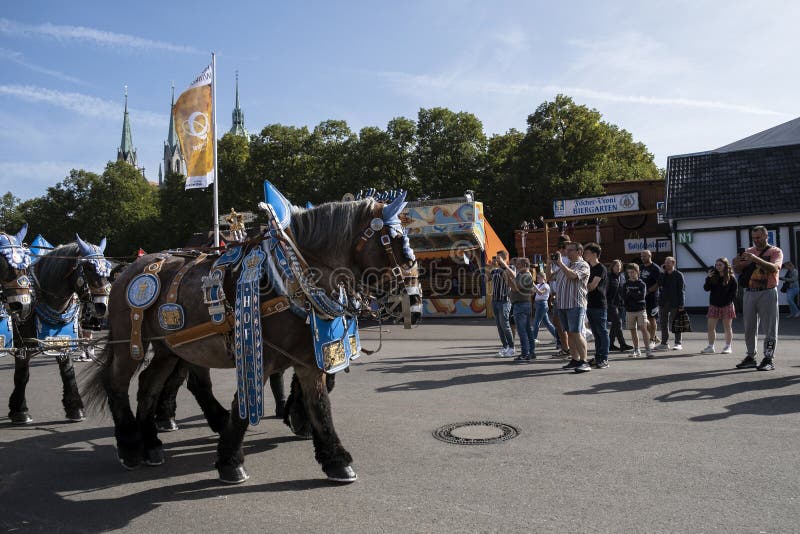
[0,232,33,318]
[70,255,112,318]
[353,214,414,293]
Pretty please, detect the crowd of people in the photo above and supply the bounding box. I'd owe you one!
[489,225,796,373]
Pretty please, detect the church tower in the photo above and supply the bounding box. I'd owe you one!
[228,72,248,138]
[117,86,138,167]
[163,83,186,185]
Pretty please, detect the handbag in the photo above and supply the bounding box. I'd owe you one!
[671,310,692,333]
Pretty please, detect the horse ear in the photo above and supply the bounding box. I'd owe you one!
[14,223,28,245]
[98,237,107,253]
[382,190,407,222]
[75,234,91,255]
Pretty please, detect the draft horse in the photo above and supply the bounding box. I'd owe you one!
[84,191,416,483]
[8,235,111,423]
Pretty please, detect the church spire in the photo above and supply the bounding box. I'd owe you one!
[163,82,186,181]
[167,82,178,149]
[229,71,248,137]
[117,85,138,166]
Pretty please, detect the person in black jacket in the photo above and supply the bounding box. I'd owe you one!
[701,257,738,354]
[606,259,632,352]
[656,257,686,351]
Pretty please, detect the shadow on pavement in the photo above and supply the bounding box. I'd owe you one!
[563,369,744,395]
[0,421,333,533]
[690,394,800,421]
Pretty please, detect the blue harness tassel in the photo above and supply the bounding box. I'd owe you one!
[234,247,267,425]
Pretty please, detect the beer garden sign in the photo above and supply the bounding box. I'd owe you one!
[553,192,640,218]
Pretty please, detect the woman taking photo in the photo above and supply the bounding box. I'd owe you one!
[701,258,738,354]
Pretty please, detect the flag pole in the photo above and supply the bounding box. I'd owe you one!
[211,52,220,248]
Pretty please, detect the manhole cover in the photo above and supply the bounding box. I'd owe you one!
[432,421,520,445]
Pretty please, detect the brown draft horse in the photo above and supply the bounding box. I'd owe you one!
[84,196,415,484]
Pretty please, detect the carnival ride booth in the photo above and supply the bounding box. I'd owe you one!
[401,196,507,317]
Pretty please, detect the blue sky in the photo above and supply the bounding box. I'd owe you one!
[1,0,798,200]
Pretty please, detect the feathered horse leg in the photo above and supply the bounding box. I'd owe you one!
[135,344,180,466]
[293,365,355,483]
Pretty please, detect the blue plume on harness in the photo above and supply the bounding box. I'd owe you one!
[75,234,112,276]
[0,224,31,270]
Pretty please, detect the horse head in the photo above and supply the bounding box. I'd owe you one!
[73,234,112,318]
[0,223,33,318]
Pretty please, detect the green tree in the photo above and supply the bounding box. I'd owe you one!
[217,132,254,213]
[249,124,316,205]
[158,171,214,250]
[351,117,418,196]
[0,192,25,232]
[413,107,487,199]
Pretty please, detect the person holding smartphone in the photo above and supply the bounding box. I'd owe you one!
[701,258,738,354]
[490,251,516,357]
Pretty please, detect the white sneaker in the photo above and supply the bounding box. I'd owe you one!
[700,345,715,354]
[631,348,641,358]
[503,347,515,357]
[672,343,682,351]
[496,348,509,357]
[655,343,670,351]
[721,345,732,354]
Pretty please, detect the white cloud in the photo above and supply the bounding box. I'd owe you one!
[0,160,107,199]
[0,84,163,127]
[0,47,88,85]
[0,17,200,54]
[376,71,786,117]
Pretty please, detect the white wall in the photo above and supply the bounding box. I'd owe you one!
[672,214,800,307]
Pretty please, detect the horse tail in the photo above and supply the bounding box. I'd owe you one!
[80,332,114,416]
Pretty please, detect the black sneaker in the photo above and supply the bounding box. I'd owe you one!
[735,356,758,369]
[515,355,531,363]
[757,358,775,371]
[620,344,634,351]
[609,344,620,352]
[574,362,591,373]
[588,358,596,367]
[562,359,580,370]
[596,360,609,369]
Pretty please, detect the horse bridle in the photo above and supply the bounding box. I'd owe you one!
[353,210,415,293]
[0,233,33,319]
[66,256,112,316]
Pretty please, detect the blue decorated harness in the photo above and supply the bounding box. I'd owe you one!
[0,225,33,356]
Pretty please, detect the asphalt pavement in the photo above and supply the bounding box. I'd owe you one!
[1,314,800,533]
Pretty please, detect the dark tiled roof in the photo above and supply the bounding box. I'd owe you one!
[715,116,800,153]
[665,143,800,220]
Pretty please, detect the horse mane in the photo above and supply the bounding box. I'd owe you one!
[35,243,80,296]
[289,200,376,265]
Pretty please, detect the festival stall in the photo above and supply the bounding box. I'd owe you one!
[401,195,507,317]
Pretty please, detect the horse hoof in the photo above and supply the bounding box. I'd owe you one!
[156,418,179,432]
[218,464,250,484]
[143,447,165,466]
[325,465,358,483]
[9,411,33,425]
[65,409,86,422]
[118,454,140,471]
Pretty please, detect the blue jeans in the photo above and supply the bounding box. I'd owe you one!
[557,307,586,333]
[532,300,557,341]
[493,301,513,348]
[787,287,800,315]
[512,301,534,357]
[586,307,610,361]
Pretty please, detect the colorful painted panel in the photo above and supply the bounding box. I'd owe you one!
[402,201,486,252]
[423,297,487,317]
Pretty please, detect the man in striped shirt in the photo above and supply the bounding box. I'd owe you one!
[490,251,516,357]
[553,242,591,372]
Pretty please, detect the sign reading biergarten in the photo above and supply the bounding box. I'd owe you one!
[553,192,640,217]
[173,64,214,189]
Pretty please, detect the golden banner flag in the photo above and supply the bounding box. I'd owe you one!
[173,65,214,189]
